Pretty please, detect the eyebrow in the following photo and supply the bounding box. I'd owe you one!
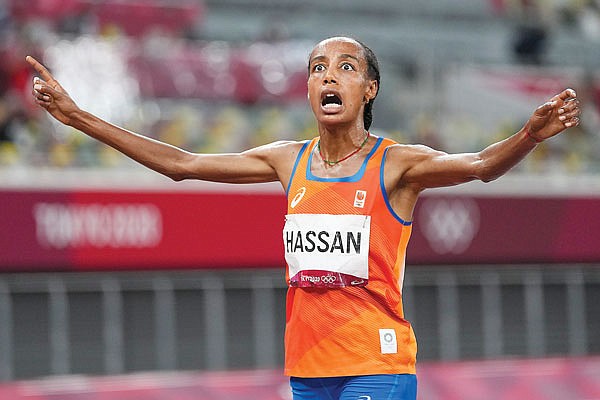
[309,55,326,65]
[339,53,360,63]
[309,53,360,66]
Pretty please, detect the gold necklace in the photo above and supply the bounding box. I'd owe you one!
[317,132,370,166]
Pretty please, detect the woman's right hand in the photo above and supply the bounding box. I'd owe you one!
[26,56,80,126]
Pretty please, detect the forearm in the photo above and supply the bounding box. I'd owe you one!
[477,124,538,182]
[70,109,193,180]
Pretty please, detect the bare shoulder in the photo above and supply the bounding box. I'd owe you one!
[271,139,311,170]
[385,143,446,166]
[266,139,309,154]
[382,142,449,191]
[242,139,310,186]
[245,139,309,163]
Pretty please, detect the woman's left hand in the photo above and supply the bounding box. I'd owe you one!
[526,88,581,142]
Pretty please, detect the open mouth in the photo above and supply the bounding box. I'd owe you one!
[321,93,343,110]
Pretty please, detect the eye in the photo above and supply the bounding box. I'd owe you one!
[313,64,325,72]
[341,63,355,71]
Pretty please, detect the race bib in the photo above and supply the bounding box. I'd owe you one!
[283,213,371,288]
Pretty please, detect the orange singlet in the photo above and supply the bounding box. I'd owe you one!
[283,135,417,378]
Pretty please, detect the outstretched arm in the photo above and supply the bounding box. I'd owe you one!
[399,88,581,190]
[27,56,288,184]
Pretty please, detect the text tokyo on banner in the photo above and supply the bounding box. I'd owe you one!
[0,190,286,271]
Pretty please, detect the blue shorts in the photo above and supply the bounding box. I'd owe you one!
[290,374,417,400]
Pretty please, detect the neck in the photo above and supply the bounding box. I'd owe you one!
[317,124,368,160]
[317,127,370,167]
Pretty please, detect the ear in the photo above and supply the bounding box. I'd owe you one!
[363,79,378,103]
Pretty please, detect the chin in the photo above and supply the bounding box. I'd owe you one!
[317,107,344,119]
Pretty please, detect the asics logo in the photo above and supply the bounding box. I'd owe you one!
[358,396,372,400]
[290,187,306,208]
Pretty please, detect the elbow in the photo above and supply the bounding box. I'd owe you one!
[165,168,189,182]
[159,166,188,182]
[479,164,511,183]
[168,173,186,182]
[478,165,502,183]
[480,174,500,184]
[475,157,502,183]
[163,157,195,182]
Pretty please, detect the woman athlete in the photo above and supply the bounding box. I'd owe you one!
[28,36,580,400]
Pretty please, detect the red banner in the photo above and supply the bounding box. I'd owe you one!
[409,195,600,265]
[1,188,599,272]
[0,189,285,271]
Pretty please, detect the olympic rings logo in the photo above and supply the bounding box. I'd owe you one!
[321,275,337,284]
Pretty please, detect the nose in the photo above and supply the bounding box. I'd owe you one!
[323,70,337,85]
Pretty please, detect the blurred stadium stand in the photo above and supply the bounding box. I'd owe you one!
[1,0,600,399]
[1,0,600,172]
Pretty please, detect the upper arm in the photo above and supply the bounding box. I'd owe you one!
[173,140,303,186]
[390,144,484,191]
